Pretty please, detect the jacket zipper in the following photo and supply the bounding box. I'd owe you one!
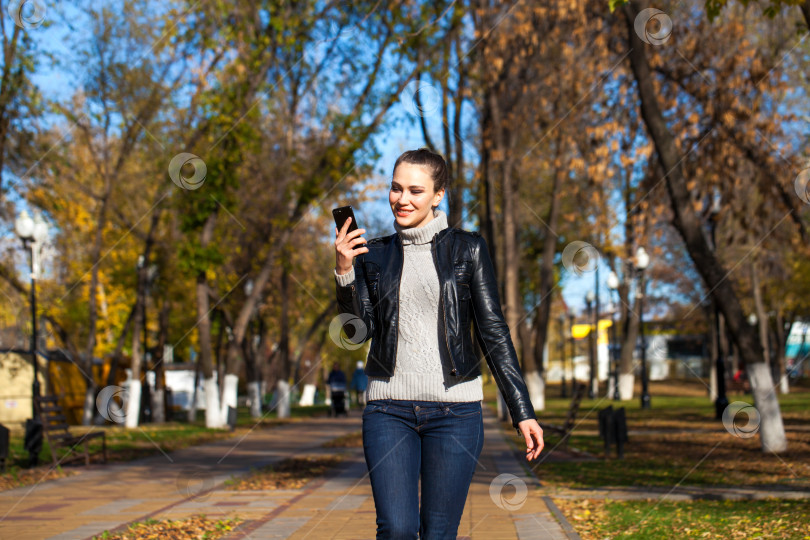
[392,237,404,376]
[432,233,458,376]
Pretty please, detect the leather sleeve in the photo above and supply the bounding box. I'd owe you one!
[334,255,375,345]
[469,234,537,433]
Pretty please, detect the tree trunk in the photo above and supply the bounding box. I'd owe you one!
[619,278,640,400]
[187,356,201,423]
[82,176,113,425]
[622,0,786,452]
[126,261,147,429]
[617,163,638,399]
[748,362,788,452]
[242,317,263,418]
[501,163,521,356]
[751,261,771,369]
[195,213,222,428]
[709,300,718,400]
[151,299,170,423]
[773,312,789,394]
[529,148,565,410]
[0,25,24,197]
[520,317,544,411]
[105,303,136,388]
[276,266,291,418]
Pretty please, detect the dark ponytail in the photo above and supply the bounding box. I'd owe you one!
[393,148,449,193]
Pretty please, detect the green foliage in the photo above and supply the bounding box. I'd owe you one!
[177,241,225,276]
[609,0,628,12]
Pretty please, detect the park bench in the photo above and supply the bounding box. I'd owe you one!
[34,395,107,466]
[539,381,586,448]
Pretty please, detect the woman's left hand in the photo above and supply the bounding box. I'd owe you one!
[517,419,544,461]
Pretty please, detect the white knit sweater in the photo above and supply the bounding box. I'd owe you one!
[334,209,483,403]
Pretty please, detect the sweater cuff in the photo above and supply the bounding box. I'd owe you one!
[334,267,355,286]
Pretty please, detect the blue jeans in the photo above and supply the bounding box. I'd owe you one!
[362,399,484,539]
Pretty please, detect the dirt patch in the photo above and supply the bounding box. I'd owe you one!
[322,430,362,448]
[93,515,240,539]
[226,454,345,490]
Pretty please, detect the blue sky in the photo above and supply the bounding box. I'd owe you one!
[9,1,680,320]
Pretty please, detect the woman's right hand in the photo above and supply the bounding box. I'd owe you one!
[335,217,368,274]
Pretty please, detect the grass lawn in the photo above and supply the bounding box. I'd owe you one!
[553,498,810,539]
[1,402,332,492]
[489,378,810,539]
[523,380,810,489]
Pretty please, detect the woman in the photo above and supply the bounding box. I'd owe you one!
[333,148,543,539]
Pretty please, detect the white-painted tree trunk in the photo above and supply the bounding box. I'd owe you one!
[298,383,316,406]
[618,373,634,401]
[778,374,789,395]
[748,362,788,453]
[204,377,223,428]
[82,386,96,426]
[276,379,291,419]
[607,374,616,400]
[125,380,141,429]
[188,373,199,423]
[151,388,165,423]
[219,374,239,427]
[709,362,718,401]
[247,381,263,418]
[524,370,545,411]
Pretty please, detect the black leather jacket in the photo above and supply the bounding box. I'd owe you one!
[335,226,536,434]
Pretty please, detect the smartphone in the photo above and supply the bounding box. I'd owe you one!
[333,205,366,249]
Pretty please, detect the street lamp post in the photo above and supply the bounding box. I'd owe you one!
[559,314,567,398]
[16,210,49,466]
[607,270,621,401]
[635,247,651,410]
[708,193,728,419]
[585,290,596,399]
[568,313,576,387]
[594,264,600,398]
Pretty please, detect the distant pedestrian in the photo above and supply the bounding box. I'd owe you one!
[333,148,543,538]
[327,362,348,417]
[350,360,368,406]
[327,362,347,387]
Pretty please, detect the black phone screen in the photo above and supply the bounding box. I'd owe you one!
[333,206,366,249]
[332,206,358,233]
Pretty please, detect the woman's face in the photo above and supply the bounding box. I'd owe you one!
[389,163,444,228]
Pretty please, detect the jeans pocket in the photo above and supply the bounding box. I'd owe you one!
[363,402,386,416]
[445,401,481,418]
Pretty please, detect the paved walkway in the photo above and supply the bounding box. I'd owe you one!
[0,406,578,540]
[545,483,810,502]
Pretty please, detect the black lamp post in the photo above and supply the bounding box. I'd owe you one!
[559,314,567,398]
[568,313,576,387]
[708,193,728,419]
[585,289,596,399]
[16,210,49,466]
[607,270,621,401]
[635,246,651,410]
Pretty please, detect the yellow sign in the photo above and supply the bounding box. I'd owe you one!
[571,319,613,339]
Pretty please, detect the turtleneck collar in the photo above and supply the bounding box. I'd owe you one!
[394,208,448,245]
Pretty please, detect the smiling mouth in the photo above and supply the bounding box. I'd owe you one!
[396,208,413,216]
